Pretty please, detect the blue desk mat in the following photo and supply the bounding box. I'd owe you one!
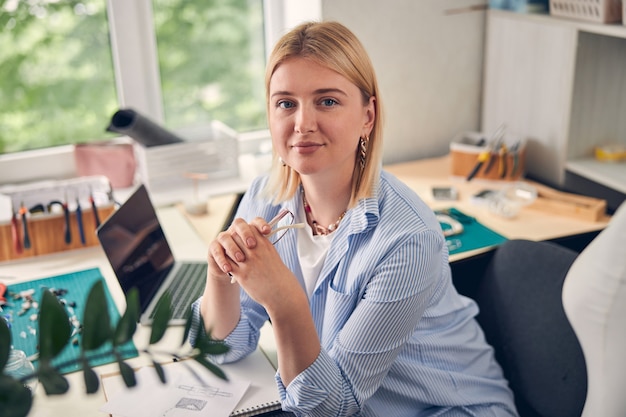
[2,268,138,374]
[437,208,508,256]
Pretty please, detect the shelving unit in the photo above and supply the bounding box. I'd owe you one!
[482,9,625,211]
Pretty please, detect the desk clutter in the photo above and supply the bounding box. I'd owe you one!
[450,127,526,182]
[436,208,508,256]
[1,268,138,374]
[450,126,608,222]
[0,176,116,262]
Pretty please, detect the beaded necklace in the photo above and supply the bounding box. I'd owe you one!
[302,192,347,236]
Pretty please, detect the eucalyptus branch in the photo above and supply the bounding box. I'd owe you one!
[0,281,228,417]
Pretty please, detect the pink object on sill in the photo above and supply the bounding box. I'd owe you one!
[74,142,136,189]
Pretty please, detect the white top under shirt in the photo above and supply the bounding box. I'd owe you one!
[296,203,333,298]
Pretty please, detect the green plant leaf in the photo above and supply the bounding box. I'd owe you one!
[152,360,166,384]
[0,318,11,372]
[194,355,228,381]
[149,292,172,345]
[82,280,112,351]
[0,374,33,417]
[38,363,69,395]
[38,290,71,361]
[195,336,229,356]
[182,313,194,347]
[83,362,100,394]
[113,288,139,346]
[118,360,136,388]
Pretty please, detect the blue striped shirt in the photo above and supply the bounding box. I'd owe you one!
[190,171,518,417]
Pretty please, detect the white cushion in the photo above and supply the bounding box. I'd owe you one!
[562,202,626,417]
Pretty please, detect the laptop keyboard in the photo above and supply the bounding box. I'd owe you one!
[151,262,207,320]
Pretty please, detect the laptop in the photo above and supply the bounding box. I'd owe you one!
[96,184,207,325]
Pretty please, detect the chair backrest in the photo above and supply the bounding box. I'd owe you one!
[562,202,626,417]
[474,239,587,417]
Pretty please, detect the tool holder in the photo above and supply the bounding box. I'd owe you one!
[450,131,526,181]
[0,176,116,262]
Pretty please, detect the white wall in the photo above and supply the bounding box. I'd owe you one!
[322,0,487,164]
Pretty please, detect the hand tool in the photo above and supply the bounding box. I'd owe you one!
[0,282,7,310]
[75,198,86,245]
[466,149,490,181]
[48,199,72,245]
[435,213,464,237]
[509,141,521,178]
[89,188,101,228]
[18,202,31,250]
[436,208,476,224]
[11,208,23,255]
[28,204,45,214]
[498,143,508,179]
[483,136,503,175]
[466,124,505,181]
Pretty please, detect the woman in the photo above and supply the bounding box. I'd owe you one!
[190,21,518,417]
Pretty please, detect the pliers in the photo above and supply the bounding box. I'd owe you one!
[467,124,506,181]
[89,189,101,228]
[48,199,72,245]
[483,137,502,175]
[509,141,521,178]
[11,208,23,254]
[498,143,508,179]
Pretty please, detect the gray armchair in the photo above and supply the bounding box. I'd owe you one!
[473,239,587,417]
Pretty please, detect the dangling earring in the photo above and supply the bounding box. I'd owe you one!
[359,135,369,170]
[278,156,286,167]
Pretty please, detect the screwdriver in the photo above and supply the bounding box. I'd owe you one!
[466,149,490,181]
[18,202,31,250]
[76,198,86,245]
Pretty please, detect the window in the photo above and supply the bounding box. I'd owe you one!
[0,0,117,154]
[0,0,266,155]
[153,0,266,133]
[0,0,321,185]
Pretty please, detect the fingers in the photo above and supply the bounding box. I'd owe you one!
[250,216,273,237]
[209,217,266,277]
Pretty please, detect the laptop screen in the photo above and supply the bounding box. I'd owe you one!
[97,184,174,313]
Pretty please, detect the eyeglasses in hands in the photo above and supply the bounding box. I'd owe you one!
[267,209,306,244]
[229,209,305,283]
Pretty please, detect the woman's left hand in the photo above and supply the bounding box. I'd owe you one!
[216,217,302,308]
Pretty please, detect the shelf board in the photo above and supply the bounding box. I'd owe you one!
[489,9,626,40]
[566,158,626,194]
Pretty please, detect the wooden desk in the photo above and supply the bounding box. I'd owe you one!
[182,155,610,262]
[385,155,609,241]
[0,155,609,416]
[0,206,203,417]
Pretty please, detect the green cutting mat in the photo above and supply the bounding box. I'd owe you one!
[3,268,137,374]
[438,208,508,256]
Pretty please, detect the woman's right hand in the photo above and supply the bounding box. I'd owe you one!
[208,215,302,308]
[207,216,271,280]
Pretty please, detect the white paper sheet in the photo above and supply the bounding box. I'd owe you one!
[100,364,250,417]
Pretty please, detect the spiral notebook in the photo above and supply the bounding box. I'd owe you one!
[101,347,281,417]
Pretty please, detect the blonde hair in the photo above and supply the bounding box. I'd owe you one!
[263,21,384,207]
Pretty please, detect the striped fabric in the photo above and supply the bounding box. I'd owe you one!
[189,171,518,417]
